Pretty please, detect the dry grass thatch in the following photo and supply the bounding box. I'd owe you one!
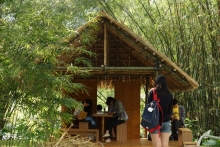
[45,135,103,147]
[45,127,104,147]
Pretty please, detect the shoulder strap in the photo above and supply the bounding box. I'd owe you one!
[152,88,158,101]
[153,88,163,126]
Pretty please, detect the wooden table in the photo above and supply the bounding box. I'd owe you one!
[93,112,113,142]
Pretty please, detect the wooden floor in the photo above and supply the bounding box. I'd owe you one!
[96,138,180,147]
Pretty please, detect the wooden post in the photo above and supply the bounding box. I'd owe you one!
[104,23,109,66]
[143,74,150,138]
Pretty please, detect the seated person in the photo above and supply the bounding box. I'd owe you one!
[97,104,102,112]
[170,99,186,140]
[102,97,128,143]
[107,102,114,112]
[76,99,97,129]
[106,99,116,140]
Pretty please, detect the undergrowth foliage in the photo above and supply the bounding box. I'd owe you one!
[0,0,98,146]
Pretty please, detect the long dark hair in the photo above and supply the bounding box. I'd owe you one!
[154,74,170,95]
[105,97,115,105]
[83,99,92,116]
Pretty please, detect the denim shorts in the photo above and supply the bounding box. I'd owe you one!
[150,122,171,134]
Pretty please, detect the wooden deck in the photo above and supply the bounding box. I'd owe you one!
[96,138,180,147]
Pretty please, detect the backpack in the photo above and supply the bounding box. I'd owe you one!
[140,88,163,133]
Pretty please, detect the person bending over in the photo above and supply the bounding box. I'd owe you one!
[102,97,128,143]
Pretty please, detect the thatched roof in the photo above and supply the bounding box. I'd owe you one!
[57,11,199,92]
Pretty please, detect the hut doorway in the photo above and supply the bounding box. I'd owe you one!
[96,81,141,139]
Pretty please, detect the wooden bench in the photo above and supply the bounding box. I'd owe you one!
[116,122,127,141]
[67,128,99,142]
[178,128,193,145]
[182,142,198,147]
[79,122,89,129]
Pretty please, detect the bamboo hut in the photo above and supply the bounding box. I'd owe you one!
[57,11,199,140]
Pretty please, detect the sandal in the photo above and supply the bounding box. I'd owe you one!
[102,133,110,137]
[105,138,111,143]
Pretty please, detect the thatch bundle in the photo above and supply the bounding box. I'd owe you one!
[45,135,104,147]
[44,126,103,147]
[46,136,103,147]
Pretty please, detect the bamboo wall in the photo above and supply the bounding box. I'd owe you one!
[114,81,141,139]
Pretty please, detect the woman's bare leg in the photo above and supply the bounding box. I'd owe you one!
[111,127,115,137]
[160,132,170,147]
[150,133,161,147]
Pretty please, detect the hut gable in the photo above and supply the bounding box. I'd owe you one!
[58,11,199,92]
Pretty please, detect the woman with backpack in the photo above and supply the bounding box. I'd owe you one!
[147,75,173,147]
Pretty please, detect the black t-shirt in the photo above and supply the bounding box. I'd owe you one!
[84,106,92,116]
[147,88,173,124]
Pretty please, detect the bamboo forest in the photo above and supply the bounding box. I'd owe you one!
[0,0,219,146]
